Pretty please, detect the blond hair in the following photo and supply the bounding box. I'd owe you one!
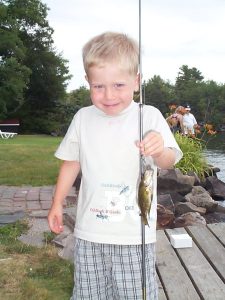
[82,32,139,76]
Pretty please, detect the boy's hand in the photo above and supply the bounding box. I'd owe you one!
[136,131,164,158]
[48,202,64,234]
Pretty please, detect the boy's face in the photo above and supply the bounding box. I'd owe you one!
[86,62,139,116]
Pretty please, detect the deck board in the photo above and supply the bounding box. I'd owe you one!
[187,225,225,282]
[157,273,167,300]
[156,223,225,300]
[207,223,225,246]
[156,230,200,300]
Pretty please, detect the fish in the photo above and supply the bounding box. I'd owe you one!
[119,185,129,195]
[138,167,154,226]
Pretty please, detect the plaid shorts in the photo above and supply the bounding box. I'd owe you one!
[70,238,158,300]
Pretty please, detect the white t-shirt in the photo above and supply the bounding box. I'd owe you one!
[55,101,182,245]
[183,112,197,134]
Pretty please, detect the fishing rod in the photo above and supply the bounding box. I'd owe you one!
[139,0,146,299]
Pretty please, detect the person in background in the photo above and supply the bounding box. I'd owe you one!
[183,104,198,136]
[48,31,182,300]
[166,105,185,134]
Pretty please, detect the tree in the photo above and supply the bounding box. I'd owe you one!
[175,65,204,109]
[0,1,31,118]
[144,76,175,115]
[67,86,91,111]
[0,0,71,132]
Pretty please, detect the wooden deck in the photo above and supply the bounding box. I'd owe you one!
[156,223,225,300]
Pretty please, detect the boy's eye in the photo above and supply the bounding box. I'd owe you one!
[114,83,125,89]
[92,84,104,89]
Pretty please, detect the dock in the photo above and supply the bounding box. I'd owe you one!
[156,223,225,299]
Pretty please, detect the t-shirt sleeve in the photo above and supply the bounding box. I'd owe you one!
[55,112,80,161]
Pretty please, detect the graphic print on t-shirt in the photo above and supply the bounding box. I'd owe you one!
[89,181,138,223]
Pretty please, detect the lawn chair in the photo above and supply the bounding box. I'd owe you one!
[0,130,17,139]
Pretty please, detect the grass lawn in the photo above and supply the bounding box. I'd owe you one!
[0,135,62,186]
[0,220,74,300]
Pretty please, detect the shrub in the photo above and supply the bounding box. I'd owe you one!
[174,133,212,179]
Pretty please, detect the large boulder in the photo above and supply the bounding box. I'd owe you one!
[174,212,207,227]
[157,168,195,195]
[205,176,225,200]
[175,202,206,216]
[185,186,218,212]
[157,204,175,229]
[158,194,175,212]
[167,191,186,204]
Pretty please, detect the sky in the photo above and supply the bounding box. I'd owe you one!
[43,0,225,91]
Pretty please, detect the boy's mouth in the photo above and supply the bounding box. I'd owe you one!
[103,103,119,107]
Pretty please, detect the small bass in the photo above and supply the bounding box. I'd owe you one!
[138,167,154,226]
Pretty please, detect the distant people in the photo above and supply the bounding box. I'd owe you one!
[183,105,198,136]
[166,106,185,134]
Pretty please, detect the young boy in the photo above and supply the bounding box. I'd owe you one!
[48,32,182,299]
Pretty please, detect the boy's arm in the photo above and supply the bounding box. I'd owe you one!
[48,160,80,234]
[179,115,185,134]
[152,147,176,169]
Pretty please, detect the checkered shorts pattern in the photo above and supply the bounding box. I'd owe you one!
[70,238,158,300]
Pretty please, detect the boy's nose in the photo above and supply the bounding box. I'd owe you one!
[105,87,115,100]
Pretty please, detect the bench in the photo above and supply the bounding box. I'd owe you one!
[0,130,17,139]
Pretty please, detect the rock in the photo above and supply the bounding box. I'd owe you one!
[169,192,186,203]
[185,186,218,212]
[58,233,75,261]
[18,218,51,248]
[174,212,206,227]
[158,168,195,195]
[206,165,220,176]
[63,207,77,231]
[157,194,175,212]
[0,211,26,225]
[187,171,201,185]
[205,176,225,200]
[175,202,206,215]
[157,204,175,229]
[215,204,225,213]
[204,212,225,224]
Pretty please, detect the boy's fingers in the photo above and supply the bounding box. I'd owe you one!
[48,215,63,234]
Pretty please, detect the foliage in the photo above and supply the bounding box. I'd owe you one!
[1,0,225,132]
[67,85,91,109]
[43,231,57,244]
[141,65,225,129]
[0,0,71,132]
[174,133,212,179]
[0,219,29,240]
[143,76,175,113]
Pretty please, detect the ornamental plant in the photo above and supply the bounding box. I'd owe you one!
[174,133,212,179]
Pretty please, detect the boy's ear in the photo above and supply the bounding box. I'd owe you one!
[85,74,88,82]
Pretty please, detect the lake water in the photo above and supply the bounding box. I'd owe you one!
[203,132,225,182]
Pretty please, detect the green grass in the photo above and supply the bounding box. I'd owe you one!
[0,135,62,186]
[0,220,74,300]
[1,133,212,186]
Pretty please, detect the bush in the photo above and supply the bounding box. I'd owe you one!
[174,133,212,179]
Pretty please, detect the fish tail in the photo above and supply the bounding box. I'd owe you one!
[141,214,150,227]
